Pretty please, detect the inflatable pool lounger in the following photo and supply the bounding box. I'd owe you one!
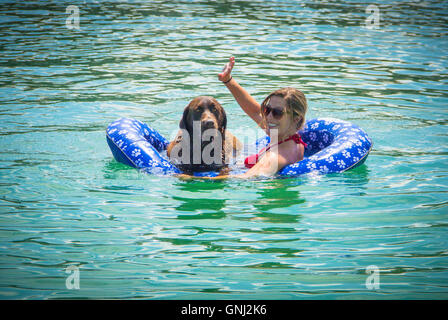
[106,117,372,177]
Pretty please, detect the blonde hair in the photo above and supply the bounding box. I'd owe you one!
[261,87,308,130]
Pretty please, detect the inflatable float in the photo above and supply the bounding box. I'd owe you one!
[106,117,372,177]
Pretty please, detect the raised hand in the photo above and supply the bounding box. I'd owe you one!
[218,56,235,83]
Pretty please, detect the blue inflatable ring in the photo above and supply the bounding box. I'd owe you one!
[106,117,372,177]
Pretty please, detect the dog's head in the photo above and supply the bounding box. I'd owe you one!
[177,96,228,173]
[179,96,227,136]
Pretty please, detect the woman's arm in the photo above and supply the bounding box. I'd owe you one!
[218,57,264,129]
[240,148,289,178]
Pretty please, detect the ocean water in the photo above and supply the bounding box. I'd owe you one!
[0,0,447,299]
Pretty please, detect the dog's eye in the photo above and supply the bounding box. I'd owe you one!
[209,105,216,112]
[195,106,203,113]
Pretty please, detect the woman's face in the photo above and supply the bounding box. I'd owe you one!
[263,96,297,138]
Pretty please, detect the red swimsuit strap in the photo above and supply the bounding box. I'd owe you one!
[244,134,307,169]
[290,133,307,147]
[264,133,307,153]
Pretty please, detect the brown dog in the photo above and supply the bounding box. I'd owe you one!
[167,96,241,173]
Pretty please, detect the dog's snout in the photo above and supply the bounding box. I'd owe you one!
[202,119,215,128]
[201,111,217,129]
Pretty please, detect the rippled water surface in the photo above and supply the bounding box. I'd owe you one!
[0,0,447,299]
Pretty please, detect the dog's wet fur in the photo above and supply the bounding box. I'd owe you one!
[167,96,241,174]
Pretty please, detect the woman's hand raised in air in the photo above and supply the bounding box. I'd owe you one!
[217,56,263,127]
[218,56,235,83]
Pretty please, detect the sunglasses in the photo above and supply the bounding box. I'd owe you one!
[262,105,286,119]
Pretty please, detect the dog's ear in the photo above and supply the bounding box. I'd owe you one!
[179,105,191,131]
[215,100,227,131]
[221,108,227,131]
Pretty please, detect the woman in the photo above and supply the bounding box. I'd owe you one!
[181,57,308,179]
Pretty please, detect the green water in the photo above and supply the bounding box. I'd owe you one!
[0,0,447,299]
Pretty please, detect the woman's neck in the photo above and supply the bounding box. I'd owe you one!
[277,129,298,142]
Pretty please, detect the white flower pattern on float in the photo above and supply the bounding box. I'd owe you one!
[131,149,141,157]
[134,159,143,167]
[337,159,346,168]
[306,162,317,170]
[342,150,351,158]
